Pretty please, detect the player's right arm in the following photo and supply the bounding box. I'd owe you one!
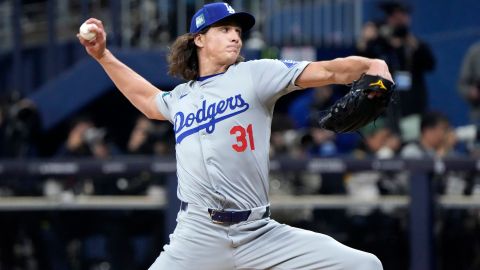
[77,18,166,121]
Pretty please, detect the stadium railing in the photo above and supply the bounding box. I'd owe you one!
[2,156,480,270]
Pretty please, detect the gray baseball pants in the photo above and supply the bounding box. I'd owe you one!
[149,203,382,270]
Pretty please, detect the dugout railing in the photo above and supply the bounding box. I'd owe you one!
[2,156,480,270]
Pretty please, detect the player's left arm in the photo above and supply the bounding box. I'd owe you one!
[295,56,393,88]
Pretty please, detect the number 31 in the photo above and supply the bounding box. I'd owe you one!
[230,124,255,152]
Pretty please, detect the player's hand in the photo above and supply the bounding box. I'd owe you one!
[365,59,393,98]
[77,18,107,61]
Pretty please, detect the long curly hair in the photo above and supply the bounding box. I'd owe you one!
[167,28,244,81]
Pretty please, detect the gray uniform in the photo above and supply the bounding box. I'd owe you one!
[149,59,383,269]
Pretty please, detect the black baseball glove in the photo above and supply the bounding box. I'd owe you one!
[318,74,394,133]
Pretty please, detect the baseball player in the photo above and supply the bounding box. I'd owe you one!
[78,2,392,269]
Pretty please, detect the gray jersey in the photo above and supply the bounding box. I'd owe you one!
[155,59,310,210]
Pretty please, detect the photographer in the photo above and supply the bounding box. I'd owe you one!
[1,98,41,158]
[359,2,435,124]
[57,118,110,159]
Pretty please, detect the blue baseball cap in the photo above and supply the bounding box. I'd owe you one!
[189,2,255,34]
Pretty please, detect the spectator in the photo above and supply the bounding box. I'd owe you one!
[50,117,149,270]
[356,21,379,56]
[458,41,480,123]
[288,85,336,129]
[288,86,352,156]
[0,97,42,196]
[401,111,456,159]
[57,118,114,159]
[1,98,41,158]
[353,118,401,159]
[55,117,123,195]
[400,111,466,194]
[360,2,435,124]
[126,115,173,201]
[344,120,405,263]
[401,112,478,270]
[347,119,403,213]
[127,115,174,156]
[302,128,338,157]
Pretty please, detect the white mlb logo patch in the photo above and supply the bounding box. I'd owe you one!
[196,14,205,28]
[281,60,299,68]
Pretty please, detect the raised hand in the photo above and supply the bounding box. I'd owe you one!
[77,18,108,61]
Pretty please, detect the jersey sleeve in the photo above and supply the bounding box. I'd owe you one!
[155,91,174,123]
[246,59,311,104]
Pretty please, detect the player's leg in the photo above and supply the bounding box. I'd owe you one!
[232,219,382,270]
[148,205,235,270]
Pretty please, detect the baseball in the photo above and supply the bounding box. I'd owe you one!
[79,22,97,41]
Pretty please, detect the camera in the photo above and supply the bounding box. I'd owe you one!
[392,25,409,39]
[83,127,106,146]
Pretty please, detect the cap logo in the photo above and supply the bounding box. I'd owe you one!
[195,13,205,28]
[224,3,235,14]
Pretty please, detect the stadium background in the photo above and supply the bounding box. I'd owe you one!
[1,0,480,270]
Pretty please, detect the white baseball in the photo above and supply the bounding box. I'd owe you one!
[79,22,98,41]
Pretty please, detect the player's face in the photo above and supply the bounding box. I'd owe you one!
[197,23,243,65]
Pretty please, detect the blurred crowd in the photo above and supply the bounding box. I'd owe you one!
[1,1,480,270]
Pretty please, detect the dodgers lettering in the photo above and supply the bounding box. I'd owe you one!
[174,94,249,143]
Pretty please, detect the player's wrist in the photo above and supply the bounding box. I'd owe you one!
[366,59,392,81]
[96,49,111,63]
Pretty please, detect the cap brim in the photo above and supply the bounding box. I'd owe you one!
[213,12,256,32]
